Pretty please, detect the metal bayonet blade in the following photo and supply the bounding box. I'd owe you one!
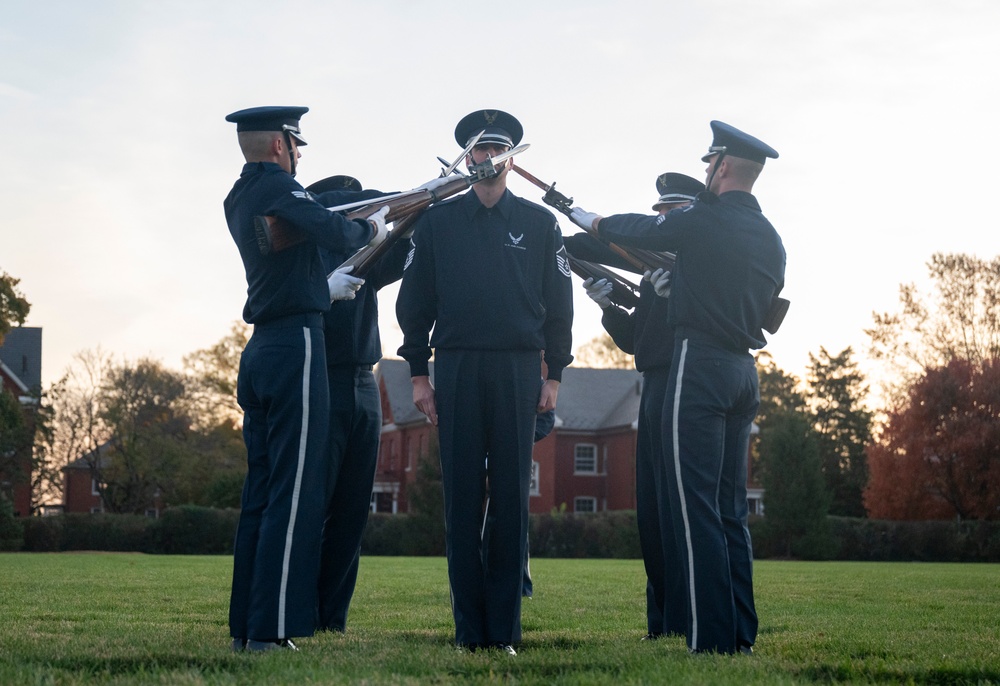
[488,143,530,168]
[440,129,485,177]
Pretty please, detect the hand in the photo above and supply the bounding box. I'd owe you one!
[648,267,672,298]
[366,206,390,246]
[569,207,601,231]
[327,265,364,301]
[416,176,451,194]
[412,375,438,426]
[537,379,560,413]
[582,277,613,309]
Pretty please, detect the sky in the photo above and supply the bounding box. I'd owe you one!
[3,0,1000,393]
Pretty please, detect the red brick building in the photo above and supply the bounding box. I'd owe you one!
[374,360,768,516]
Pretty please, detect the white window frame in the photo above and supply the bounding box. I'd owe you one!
[574,496,597,513]
[574,443,598,475]
[529,460,540,496]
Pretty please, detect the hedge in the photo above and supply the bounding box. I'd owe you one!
[12,509,1000,562]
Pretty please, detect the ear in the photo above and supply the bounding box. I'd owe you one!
[271,135,285,156]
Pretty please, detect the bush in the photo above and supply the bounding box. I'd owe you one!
[0,495,24,551]
[21,515,63,551]
[144,506,240,554]
[59,512,149,551]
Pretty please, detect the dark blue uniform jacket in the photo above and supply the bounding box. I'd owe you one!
[396,189,574,380]
[597,191,784,352]
[224,162,374,324]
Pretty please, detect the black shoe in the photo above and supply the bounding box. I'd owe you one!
[246,638,298,652]
[739,644,754,655]
[641,632,664,641]
[497,644,517,656]
[231,638,247,652]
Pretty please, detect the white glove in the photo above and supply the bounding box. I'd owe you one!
[569,207,601,231]
[645,267,671,298]
[416,176,451,194]
[366,206,390,247]
[582,277,613,309]
[327,265,364,302]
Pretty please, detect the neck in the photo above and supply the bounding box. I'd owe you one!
[473,178,507,208]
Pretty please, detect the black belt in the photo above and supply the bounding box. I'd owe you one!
[254,313,323,330]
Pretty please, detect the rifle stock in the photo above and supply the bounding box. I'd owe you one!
[255,176,471,257]
[568,257,641,310]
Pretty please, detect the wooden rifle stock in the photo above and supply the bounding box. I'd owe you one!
[568,256,641,310]
[338,211,420,279]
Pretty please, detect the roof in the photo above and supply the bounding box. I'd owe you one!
[0,326,42,393]
[375,358,642,432]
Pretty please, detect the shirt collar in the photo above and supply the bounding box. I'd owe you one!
[460,187,513,220]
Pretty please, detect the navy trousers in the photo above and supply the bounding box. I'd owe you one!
[230,317,329,641]
[636,367,686,636]
[663,337,759,654]
[317,366,381,631]
[435,349,537,647]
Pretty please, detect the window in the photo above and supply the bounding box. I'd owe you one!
[529,461,540,496]
[574,497,597,513]
[91,478,101,496]
[574,444,597,474]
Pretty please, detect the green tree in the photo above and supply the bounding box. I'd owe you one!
[0,388,31,502]
[805,347,873,517]
[759,411,832,558]
[97,358,193,514]
[404,434,446,555]
[0,270,31,345]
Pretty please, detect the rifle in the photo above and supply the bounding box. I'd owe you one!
[568,256,641,310]
[511,164,676,275]
[253,132,526,263]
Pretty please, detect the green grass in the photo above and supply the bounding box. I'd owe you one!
[0,554,997,685]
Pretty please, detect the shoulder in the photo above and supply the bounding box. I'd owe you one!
[510,194,558,226]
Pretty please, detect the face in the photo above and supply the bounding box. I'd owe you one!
[276,136,302,174]
[704,154,723,192]
[467,142,512,175]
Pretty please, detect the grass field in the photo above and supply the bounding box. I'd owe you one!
[0,554,997,685]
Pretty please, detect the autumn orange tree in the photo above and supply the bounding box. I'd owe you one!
[865,358,1000,520]
[865,253,1000,520]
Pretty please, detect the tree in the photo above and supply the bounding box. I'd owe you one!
[805,347,873,517]
[97,358,193,514]
[0,388,31,498]
[865,358,1000,521]
[758,410,832,558]
[182,321,249,430]
[755,351,807,428]
[45,350,247,513]
[867,252,1000,399]
[0,270,31,345]
[574,332,635,369]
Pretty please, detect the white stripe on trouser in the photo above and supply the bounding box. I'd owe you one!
[277,327,312,639]
[671,339,699,650]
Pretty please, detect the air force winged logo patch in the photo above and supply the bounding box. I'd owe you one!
[403,237,415,271]
[556,246,571,278]
[505,232,526,250]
